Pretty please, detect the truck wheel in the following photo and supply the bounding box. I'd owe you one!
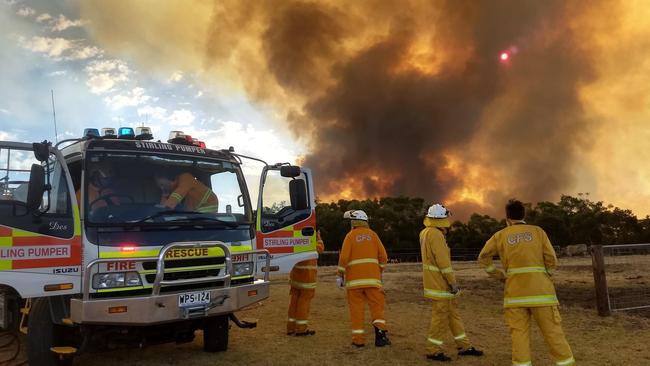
[26,298,73,366]
[203,315,229,352]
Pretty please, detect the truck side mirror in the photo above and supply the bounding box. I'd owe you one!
[26,164,45,212]
[280,165,301,178]
[32,141,50,162]
[289,179,308,211]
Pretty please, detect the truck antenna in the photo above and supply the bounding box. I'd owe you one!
[51,89,59,144]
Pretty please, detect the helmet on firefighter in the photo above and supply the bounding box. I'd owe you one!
[343,210,368,221]
[425,204,451,228]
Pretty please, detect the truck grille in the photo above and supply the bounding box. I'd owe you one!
[142,257,225,284]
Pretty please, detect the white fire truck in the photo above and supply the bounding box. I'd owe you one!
[0,127,318,365]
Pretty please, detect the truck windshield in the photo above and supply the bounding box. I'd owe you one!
[84,152,251,225]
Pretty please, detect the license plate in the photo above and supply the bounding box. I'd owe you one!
[178,291,211,307]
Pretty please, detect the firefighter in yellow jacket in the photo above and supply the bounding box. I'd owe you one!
[479,200,575,366]
[337,210,390,348]
[286,231,325,336]
[421,204,484,362]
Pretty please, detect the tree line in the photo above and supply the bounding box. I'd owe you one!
[315,194,650,253]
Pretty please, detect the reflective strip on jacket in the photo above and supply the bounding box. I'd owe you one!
[478,223,559,308]
[290,237,325,289]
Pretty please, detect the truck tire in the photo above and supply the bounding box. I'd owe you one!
[203,315,229,352]
[26,298,73,366]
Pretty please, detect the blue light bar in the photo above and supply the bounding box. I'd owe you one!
[83,128,100,138]
[118,127,135,140]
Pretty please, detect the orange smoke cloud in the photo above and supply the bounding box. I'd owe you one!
[80,0,650,219]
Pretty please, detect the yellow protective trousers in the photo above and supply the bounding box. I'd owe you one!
[287,288,315,333]
[505,306,575,366]
[347,288,386,345]
[426,298,472,354]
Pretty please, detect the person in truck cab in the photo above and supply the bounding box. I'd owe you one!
[76,165,120,211]
[155,169,218,213]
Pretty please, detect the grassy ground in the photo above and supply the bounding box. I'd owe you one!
[11,257,650,365]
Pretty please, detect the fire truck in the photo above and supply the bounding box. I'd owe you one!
[0,127,318,365]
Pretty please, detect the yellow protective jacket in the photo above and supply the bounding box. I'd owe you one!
[420,221,457,300]
[338,225,388,289]
[161,173,218,212]
[290,235,325,290]
[479,223,559,308]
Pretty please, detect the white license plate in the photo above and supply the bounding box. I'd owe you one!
[178,291,211,307]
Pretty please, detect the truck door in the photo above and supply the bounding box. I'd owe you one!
[255,165,317,274]
[0,141,81,297]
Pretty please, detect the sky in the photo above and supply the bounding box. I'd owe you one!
[0,0,304,181]
[2,1,650,220]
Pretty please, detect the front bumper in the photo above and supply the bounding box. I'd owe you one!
[70,280,269,325]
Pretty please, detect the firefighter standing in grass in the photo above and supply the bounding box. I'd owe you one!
[420,204,484,362]
[479,199,575,366]
[337,210,391,348]
[286,231,325,336]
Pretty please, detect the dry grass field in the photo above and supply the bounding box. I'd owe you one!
[7,257,650,365]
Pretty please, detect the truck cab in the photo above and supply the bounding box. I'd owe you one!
[0,127,318,365]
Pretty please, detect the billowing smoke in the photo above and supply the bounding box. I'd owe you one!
[81,0,626,218]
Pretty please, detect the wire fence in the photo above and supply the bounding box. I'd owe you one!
[591,244,650,315]
[318,248,484,266]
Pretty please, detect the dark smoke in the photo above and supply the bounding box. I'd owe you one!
[255,0,597,214]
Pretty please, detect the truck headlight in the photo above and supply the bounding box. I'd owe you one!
[93,272,142,289]
[233,262,253,277]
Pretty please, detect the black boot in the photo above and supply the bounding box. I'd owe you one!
[374,326,391,347]
[458,347,484,356]
[426,353,452,362]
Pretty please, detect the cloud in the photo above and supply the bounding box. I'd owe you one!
[103,87,151,110]
[0,108,10,115]
[137,105,167,120]
[36,13,52,23]
[50,14,87,32]
[166,109,195,126]
[167,71,183,83]
[19,36,101,61]
[84,59,130,94]
[16,7,35,17]
[194,90,203,98]
[48,70,67,77]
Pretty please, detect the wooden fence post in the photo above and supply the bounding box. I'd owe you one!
[591,245,611,316]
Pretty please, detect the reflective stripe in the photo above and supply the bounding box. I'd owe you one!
[337,266,346,273]
[288,318,296,322]
[504,295,559,307]
[423,264,440,272]
[372,319,386,325]
[454,333,467,340]
[513,362,532,366]
[346,279,382,288]
[295,320,309,325]
[351,329,365,334]
[348,258,379,266]
[424,289,455,299]
[441,267,453,274]
[170,192,184,202]
[485,264,496,273]
[379,264,386,268]
[294,265,318,270]
[290,280,317,289]
[507,266,548,275]
[197,189,213,208]
[556,357,575,366]
[427,337,444,346]
[197,205,218,213]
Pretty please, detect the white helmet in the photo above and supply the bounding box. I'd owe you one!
[343,210,368,221]
[426,204,450,219]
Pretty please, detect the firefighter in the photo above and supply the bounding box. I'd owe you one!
[77,165,120,211]
[337,210,390,348]
[154,169,218,213]
[287,230,325,336]
[478,199,575,366]
[421,204,484,362]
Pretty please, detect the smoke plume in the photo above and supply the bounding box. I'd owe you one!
[81,0,644,218]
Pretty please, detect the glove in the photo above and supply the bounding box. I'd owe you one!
[450,283,461,295]
[336,276,345,289]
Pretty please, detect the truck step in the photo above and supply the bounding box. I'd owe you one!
[50,346,77,357]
